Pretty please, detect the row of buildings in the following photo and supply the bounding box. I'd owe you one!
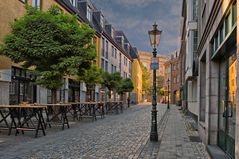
[178,0,238,158]
[138,50,169,102]
[0,0,143,105]
[164,52,181,105]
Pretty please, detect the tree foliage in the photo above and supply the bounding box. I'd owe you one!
[156,75,165,95]
[78,65,103,88]
[117,78,134,95]
[0,5,96,94]
[141,64,151,96]
[101,72,122,98]
[78,65,102,101]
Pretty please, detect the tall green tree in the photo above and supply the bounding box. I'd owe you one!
[117,78,134,101]
[141,64,151,99]
[0,5,96,103]
[78,65,103,102]
[156,75,165,101]
[101,72,122,100]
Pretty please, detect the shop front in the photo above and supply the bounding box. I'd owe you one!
[9,67,37,104]
[68,79,80,102]
[217,51,236,159]
[209,3,237,157]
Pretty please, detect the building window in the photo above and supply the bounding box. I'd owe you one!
[211,39,215,55]
[225,14,229,36]
[192,0,198,21]
[9,81,16,95]
[87,5,92,21]
[232,1,237,27]
[111,64,114,73]
[201,3,206,29]
[112,46,114,57]
[101,38,105,57]
[69,0,76,7]
[192,30,198,60]
[105,61,108,72]
[32,0,42,9]
[219,25,224,44]
[101,58,104,70]
[106,41,108,59]
[119,53,122,71]
[115,49,117,58]
[214,33,218,51]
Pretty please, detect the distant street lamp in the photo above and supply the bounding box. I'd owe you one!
[167,79,170,109]
[148,22,162,142]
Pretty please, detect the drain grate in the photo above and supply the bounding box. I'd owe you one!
[189,136,201,142]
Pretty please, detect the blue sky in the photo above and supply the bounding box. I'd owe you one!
[91,0,182,55]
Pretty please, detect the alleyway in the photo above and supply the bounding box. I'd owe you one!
[0,104,209,159]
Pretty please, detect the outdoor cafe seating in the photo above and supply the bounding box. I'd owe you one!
[0,101,125,138]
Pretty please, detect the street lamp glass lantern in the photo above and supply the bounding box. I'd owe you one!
[148,23,162,49]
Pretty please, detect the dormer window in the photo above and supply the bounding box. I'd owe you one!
[70,0,76,7]
[87,5,92,21]
[100,14,104,28]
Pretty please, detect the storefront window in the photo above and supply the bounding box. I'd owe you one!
[219,25,224,44]
[232,2,237,27]
[225,14,229,36]
[218,53,236,158]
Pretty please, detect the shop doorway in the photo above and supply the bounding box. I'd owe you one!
[218,53,236,158]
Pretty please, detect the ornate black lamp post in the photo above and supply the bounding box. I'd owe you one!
[167,79,170,109]
[148,22,162,142]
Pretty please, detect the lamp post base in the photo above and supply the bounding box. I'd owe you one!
[150,109,158,142]
[150,132,158,142]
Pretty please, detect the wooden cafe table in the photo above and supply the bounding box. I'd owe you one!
[0,104,47,138]
[33,103,72,130]
[105,101,123,114]
[75,102,105,121]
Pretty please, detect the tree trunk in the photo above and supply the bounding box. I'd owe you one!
[86,84,90,102]
[108,89,112,102]
[120,94,123,101]
[128,92,130,107]
[113,90,116,101]
[51,89,58,121]
[51,89,57,104]
[86,84,96,102]
[78,84,81,102]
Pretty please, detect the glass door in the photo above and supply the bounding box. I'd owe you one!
[218,54,236,158]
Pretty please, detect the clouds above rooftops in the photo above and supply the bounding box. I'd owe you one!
[91,0,182,55]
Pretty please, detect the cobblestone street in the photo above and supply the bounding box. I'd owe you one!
[0,104,209,159]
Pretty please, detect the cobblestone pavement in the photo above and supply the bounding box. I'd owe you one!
[0,104,209,159]
[157,105,209,159]
[0,104,167,159]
